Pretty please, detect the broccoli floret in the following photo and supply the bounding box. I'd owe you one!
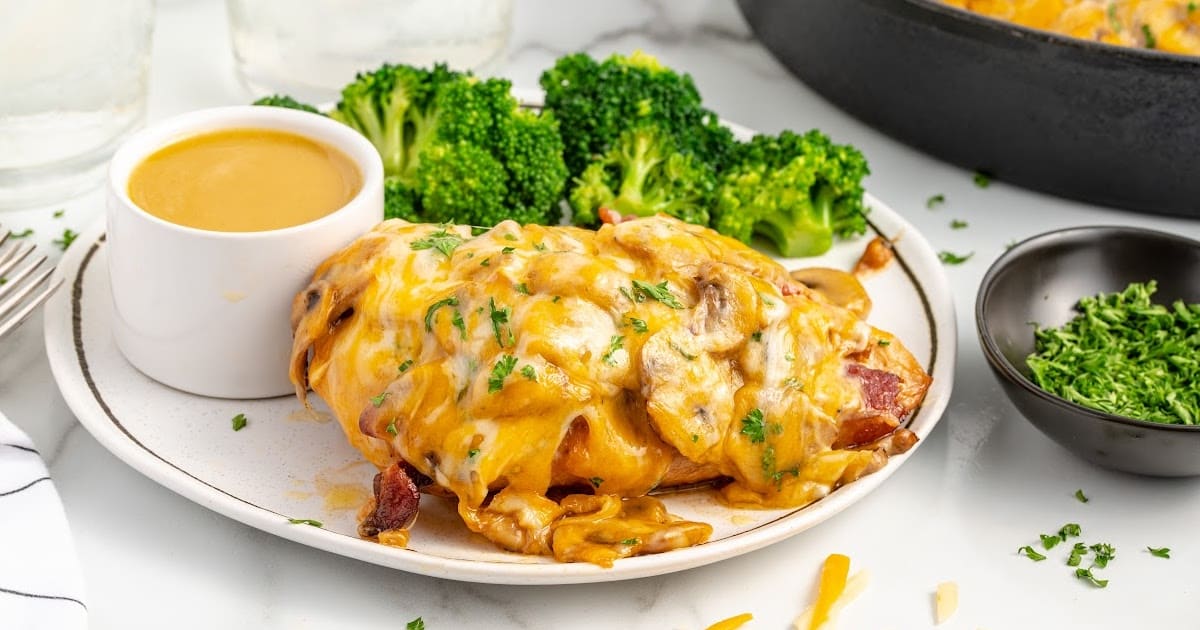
[332,63,566,227]
[712,130,870,258]
[568,125,715,226]
[252,94,321,114]
[540,51,734,182]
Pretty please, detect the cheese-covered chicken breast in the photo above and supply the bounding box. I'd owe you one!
[290,216,930,566]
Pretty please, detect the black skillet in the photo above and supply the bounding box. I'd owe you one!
[736,0,1200,218]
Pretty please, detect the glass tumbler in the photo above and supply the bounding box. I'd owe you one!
[226,0,513,104]
[0,0,154,210]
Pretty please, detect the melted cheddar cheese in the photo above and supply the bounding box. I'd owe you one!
[290,217,930,565]
[945,0,1200,54]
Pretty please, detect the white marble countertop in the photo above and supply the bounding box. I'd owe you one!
[3,0,1199,628]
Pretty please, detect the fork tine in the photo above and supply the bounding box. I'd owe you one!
[0,255,47,302]
[0,271,61,341]
[0,242,34,279]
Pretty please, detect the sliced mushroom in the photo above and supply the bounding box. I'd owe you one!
[789,267,872,318]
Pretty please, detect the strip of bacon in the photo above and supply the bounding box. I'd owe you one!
[358,462,421,537]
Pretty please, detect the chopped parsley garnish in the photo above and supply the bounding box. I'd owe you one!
[520,365,537,381]
[751,331,762,342]
[1018,545,1047,561]
[504,233,518,241]
[589,476,603,488]
[632,280,684,309]
[601,335,624,366]
[398,359,413,373]
[488,298,513,347]
[973,171,991,188]
[1147,546,1170,558]
[407,618,425,630]
[451,309,467,339]
[1074,567,1108,588]
[926,194,945,209]
[783,377,803,390]
[9,228,32,238]
[370,392,389,407]
[938,250,974,265]
[1089,543,1116,568]
[784,351,795,362]
[1058,523,1082,540]
[760,445,776,475]
[468,448,480,458]
[950,219,968,230]
[53,209,65,218]
[287,518,323,527]
[53,229,78,251]
[487,355,518,393]
[1040,534,1062,550]
[739,408,767,443]
[386,421,398,436]
[501,246,516,254]
[1142,23,1156,49]
[669,341,697,361]
[1027,281,1200,425]
[480,258,490,267]
[878,339,891,346]
[1190,1,1197,13]
[1005,239,1018,250]
[1067,542,1088,567]
[424,297,459,332]
[515,282,530,295]
[1108,3,1121,32]
[629,317,649,334]
[552,295,561,303]
[691,434,699,443]
[410,226,464,258]
[621,538,640,545]
[231,413,248,431]
[534,242,548,251]
[1075,489,1089,503]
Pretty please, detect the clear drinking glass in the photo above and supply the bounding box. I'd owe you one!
[226,0,513,104]
[0,0,154,210]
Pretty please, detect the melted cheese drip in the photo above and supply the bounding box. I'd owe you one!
[295,217,929,563]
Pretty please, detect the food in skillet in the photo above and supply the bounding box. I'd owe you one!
[945,0,1200,54]
[290,216,930,566]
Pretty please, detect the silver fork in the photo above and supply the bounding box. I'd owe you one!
[0,225,63,340]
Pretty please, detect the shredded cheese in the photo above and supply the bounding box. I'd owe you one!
[705,612,754,630]
[935,581,959,625]
[793,560,869,630]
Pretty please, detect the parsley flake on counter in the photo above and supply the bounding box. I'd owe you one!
[973,171,991,188]
[54,229,79,251]
[488,355,518,393]
[1090,543,1116,568]
[410,226,464,258]
[406,617,425,630]
[601,335,624,366]
[398,359,413,373]
[1040,534,1062,550]
[1142,23,1157,48]
[740,408,767,443]
[9,228,32,238]
[589,476,603,488]
[1074,567,1108,588]
[370,392,389,407]
[520,365,537,381]
[53,209,65,218]
[632,280,684,309]
[1147,546,1171,558]
[1058,523,1082,540]
[1027,281,1200,425]
[926,194,945,209]
[629,317,649,334]
[287,518,323,527]
[950,219,968,230]
[1018,545,1047,561]
[386,421,398,436]
[424,297,459,332]
[231,413,248,431]
[938,250,974,265]
[1067,542,1088,567]
[1075,489,1089,503]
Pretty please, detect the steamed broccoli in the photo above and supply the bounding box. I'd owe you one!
[712,130,869,258]
[540,51,733,192]
[252,94,321,114]
[328,63,566,226]
[568,125,716,226]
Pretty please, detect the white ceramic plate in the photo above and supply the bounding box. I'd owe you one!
[43,109,956,585]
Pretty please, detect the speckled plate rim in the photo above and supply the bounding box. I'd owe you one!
[43,108,956,585]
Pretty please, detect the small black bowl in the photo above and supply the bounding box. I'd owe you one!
[976,226,1200,477]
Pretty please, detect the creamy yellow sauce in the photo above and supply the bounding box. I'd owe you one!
[128,128,361,232]
[946,0,1200,54]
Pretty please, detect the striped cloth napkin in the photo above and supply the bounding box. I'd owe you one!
[0,408,87,629]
